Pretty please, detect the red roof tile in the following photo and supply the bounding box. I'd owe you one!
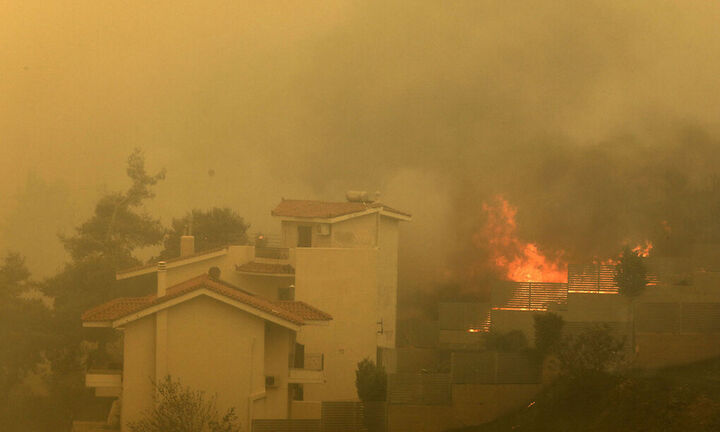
[271,199,411,219]
[82,274,331,326]
[236,262,295,275]
[116,246,228,276]
[273,301,332,321]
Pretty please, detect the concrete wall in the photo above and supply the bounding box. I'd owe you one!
[121,316,156,431]
[635,333,720,368]
[294,247,379,401]
[562,293,630,322]
[262,322,293,419]
[290,401,321,419]
[376,216,399,348]
[280,214,378,249]
[161,245,254,288]
[490,310,539,346]
[236,274,292,300]
[387,383,539,432]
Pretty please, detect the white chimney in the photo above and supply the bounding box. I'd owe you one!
[157,261,167,297]
[180,235,195,257]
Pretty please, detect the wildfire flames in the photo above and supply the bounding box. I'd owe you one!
[475,196,567,283]
[632,240,653,258]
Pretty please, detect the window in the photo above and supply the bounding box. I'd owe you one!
[279,285,295,301]
[297,226,312,247]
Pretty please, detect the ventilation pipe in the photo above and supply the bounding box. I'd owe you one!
[157,261,167,297]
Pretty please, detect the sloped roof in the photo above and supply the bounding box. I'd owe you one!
[115,246,228,279]
[236,261,295,275]
[82,274,331,326]
[271,199,411,220]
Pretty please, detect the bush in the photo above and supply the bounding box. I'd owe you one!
[534,312,564,357]
[128,376,241,432]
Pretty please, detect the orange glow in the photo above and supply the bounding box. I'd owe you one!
[477,197,567,283]
[467,328,482,333]
[632,241,653,257]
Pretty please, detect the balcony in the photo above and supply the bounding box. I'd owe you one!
[85,351,122,397]
[289,353,324,384]
[85,369,122,397]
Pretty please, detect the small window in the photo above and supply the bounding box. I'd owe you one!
[290,383,304,401]
[298,226,312,247]
[279,286,295,301]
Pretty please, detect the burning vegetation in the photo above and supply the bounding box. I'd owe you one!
[475,196,567,284]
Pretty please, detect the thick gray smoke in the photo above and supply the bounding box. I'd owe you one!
[3,1,720,290]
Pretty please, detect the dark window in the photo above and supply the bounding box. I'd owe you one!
[290,383,304,401]
[279,286,295,301]
[294,343,305,368]
[298,226,312,247]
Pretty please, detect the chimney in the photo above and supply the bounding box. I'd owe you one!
[180,235,195,257]
[157,261,167,297]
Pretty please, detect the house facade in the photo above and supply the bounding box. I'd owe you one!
[84,195,410,427]
[83,273,331,431]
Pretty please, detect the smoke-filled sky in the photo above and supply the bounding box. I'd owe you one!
[3,1,720,284]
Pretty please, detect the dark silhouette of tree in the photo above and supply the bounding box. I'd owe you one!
[40,149,165,430]
[355,358,387,402]
[0,253,54,431]
[614,246,648,298]
[557,325,625,378]
[160,208,250,259]
[0,253,51,390]
[534,312,564,358]
[60,148,166,267]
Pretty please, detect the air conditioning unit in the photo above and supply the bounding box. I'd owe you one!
[315,223,330,236]
[265,375,277,387]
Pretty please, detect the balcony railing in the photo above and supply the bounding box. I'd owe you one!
[288,352,325,384]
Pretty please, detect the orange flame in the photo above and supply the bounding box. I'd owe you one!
[476,196,567,283]
[632,240,653,258]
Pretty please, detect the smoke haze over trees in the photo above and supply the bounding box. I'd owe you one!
[3,1,720,292]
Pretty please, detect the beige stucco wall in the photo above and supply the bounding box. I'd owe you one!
[376,216,399,348]
[261,322,293,418]
[165,296,266,429]
[121,315,156,431]
[280,214,380,249]
[294,247,379,401]
[120,295,294,431]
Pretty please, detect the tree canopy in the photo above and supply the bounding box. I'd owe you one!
[160,208,250,259]
[60,149,165,268]
[355,358,387,402]
[614,246,648,298]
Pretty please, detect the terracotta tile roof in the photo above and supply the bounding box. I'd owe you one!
[236,262,295,275]
[82,296,154,322]
[274,301,332,321]
[116,246,228,276]
[82,274,331,326]
[271,199,411,219]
